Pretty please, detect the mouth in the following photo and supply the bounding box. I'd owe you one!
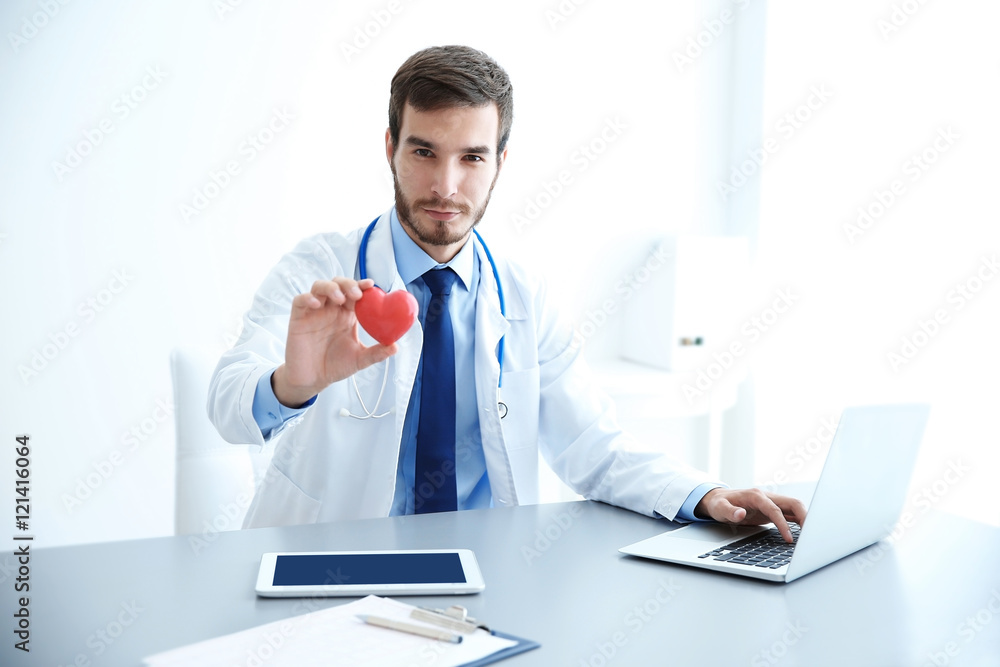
[422,208,462,222]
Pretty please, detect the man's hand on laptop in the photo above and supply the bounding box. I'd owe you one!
[694,489,807,543]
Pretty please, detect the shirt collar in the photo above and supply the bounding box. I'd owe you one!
[389,207,475,291]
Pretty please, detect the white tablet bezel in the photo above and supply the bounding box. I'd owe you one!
[255,549,486,597]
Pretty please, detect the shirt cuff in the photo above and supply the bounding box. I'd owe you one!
[251,369,315,438]
[673,482,726,523]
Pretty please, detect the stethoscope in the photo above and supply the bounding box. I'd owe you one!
[340,216,508,420]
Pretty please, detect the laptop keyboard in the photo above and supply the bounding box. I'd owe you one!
[698,524,801,569]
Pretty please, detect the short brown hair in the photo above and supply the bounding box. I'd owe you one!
[388,45,514,155]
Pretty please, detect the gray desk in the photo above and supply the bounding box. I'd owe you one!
[3,501,998,666]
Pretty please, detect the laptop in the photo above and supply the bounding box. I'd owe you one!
[619,404,930,583]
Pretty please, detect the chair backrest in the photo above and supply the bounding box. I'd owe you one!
[169,347,274,536]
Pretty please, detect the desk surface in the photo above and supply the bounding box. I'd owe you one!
[3,500,998,666]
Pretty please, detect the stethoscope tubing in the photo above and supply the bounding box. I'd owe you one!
[358,215,506,388]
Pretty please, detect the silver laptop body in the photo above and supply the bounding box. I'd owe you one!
[619,404,930,583]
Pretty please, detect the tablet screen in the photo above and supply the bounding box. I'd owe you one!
[272,552,467,586]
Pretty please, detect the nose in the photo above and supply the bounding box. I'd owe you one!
[431,159,459,200]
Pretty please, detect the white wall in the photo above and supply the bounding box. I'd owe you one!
[749,1,999,526]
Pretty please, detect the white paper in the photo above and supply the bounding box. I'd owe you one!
[143,595,516,667]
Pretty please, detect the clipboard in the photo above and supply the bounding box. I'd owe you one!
[396,605,540,666]
[142,595,540,666]
[461,629,540,666]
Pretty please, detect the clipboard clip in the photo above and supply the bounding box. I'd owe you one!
[411,605,490,634]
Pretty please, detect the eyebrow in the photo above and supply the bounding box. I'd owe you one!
[404,135,492,155]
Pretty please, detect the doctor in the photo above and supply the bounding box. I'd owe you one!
[207,45,806,540]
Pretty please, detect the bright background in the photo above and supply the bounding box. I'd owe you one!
[0,0,996,548]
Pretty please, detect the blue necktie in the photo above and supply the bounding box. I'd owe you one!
[415,267,458,513]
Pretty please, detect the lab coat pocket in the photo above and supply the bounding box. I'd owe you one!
[243,463,322,528]
[499,367,540,451]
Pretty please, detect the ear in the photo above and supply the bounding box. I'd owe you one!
[385,128,394,165]
[496,147,508,173]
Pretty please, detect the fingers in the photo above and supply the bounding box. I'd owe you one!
[714,498,747,523]
[700,488,807,544]
[310,278,367,306]
[291,290,322,312]
[719,490,799,543]
[769,493,808,527]
[291,278,374,314]
[766,507,795,544]
[726,490,793,542]
[757,493,808,543]
[357,342,398,370]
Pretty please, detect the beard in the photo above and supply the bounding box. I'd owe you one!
[391,160,499,247]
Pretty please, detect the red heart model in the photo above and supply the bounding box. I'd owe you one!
[354,287,418,346]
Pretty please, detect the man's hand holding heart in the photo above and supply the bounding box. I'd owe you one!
[271,277,417,408]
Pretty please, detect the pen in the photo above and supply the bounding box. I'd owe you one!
[411,608,481,633]
[356,614,463,644]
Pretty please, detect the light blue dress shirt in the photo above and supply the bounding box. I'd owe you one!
[384,209,491,514]
[250,209,717,520]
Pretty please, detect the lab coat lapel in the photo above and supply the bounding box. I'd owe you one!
[473,241,517,505]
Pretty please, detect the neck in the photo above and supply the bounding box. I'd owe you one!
[401,225,470,265]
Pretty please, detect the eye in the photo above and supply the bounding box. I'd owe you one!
[465,155,484,162]
[414,148,432,157]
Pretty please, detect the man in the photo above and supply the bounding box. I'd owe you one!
[208,45,806,540]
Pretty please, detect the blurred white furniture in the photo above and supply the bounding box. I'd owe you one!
[169,347,273,536]
[592,359,754,485]
[540,235,755,503]
[539,359,755,504]
[621,236,750,372]
[614,234,755,485]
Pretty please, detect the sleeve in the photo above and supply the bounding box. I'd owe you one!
[667,481,727,523]
[206,235,341,447]
[529,271,727,520]
[251,369,316,440]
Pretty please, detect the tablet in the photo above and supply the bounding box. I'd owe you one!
[255,549,486,597]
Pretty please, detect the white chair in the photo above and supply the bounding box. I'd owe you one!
[169,347,274,536]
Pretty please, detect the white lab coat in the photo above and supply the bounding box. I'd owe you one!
[207,210,717,528]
